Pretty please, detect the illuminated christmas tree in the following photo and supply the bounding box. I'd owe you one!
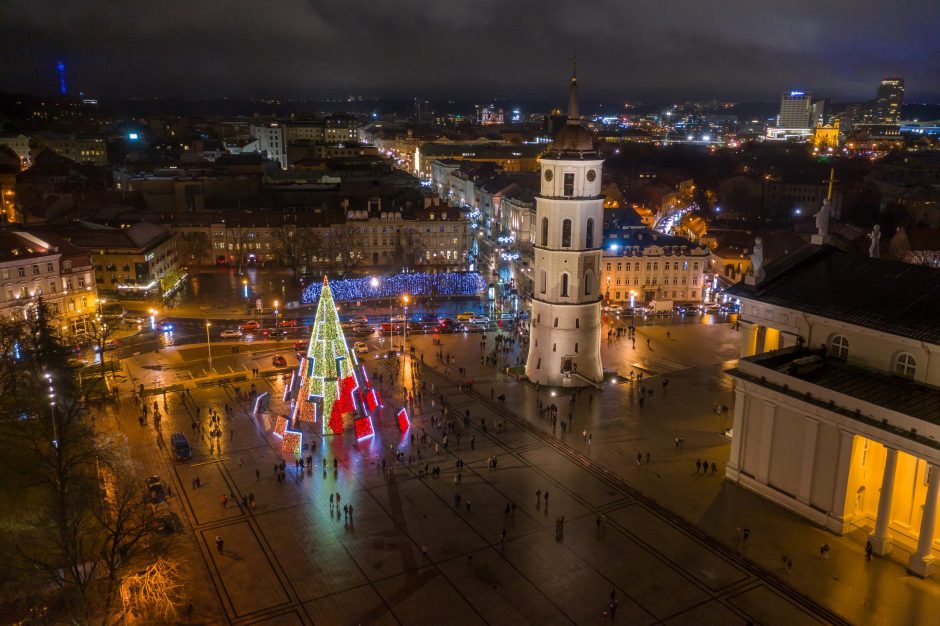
[293,276,360,436]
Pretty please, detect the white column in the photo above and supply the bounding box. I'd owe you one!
[797,419,819,504]
[726,387,748,477]
[908,463,940,578]
[827,430,855,534]
[755,400,776,484]
[741,322,759,357]
[868,447,898,556]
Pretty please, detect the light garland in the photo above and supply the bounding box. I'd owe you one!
[281,430,302,457]
[301,271,486,304]
[396,407,410,432]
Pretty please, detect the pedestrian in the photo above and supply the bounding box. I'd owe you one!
[711,462,718,474]
[215,535,224,553]
[609,598,618,620]
[742,527,750,543]
[696,459,702,473]
[701,459,708,474]
[329,493,334,509]
[421,545,430,561]
[636,452,642,465]
[536,489,541,506]
[645,452,651,464]
[865,541,873,561]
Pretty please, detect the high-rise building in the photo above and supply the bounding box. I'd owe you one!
[249,124,287,169]
[873,77,904,123]
[778,91,814,129]
[525,74,603,387]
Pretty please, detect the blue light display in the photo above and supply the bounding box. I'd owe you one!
[300,271,486,304]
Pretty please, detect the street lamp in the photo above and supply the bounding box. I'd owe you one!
[149,308,159,352]
[273,300,279,330]
[242,278,249,299]
[205,321,212,371]
[45,372,59,447]
[402,294,409,354]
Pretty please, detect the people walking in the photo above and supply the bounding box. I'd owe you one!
[215,535,224,553]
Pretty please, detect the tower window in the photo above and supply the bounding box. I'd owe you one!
[584,270,593,296]
[553,317,558,327]
[536,358,541,369]
[575,343,579,353]
[575,318,580,328]
[539,270,547,294]
[541,217,549,246]
[586,217,594,248]
[563,173,575,196]
[553,343,556,352]
[560,273,569,297]
[562,219,572,247]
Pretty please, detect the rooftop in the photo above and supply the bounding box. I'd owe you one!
[726,244,940,345]
[729,347,940,450]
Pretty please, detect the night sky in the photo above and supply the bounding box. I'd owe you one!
[1,0,938,102]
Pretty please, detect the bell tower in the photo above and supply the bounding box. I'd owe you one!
[525,73,604,386]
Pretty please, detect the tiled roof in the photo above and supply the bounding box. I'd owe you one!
[727,244,940,344]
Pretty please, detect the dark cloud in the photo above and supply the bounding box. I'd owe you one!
[0,0,937,102]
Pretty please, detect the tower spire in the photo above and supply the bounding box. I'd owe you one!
[567,60,580,123]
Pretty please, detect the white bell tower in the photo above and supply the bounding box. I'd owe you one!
[525,73,604,387]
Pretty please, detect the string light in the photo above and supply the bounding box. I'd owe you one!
[301,271,486,304]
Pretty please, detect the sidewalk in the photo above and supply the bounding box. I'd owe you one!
[404,323,940,626]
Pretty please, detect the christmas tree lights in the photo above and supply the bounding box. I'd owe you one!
[301,271,486,304]
[293,276,361,436]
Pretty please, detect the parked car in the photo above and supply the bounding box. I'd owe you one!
[145,476,165,503]
[277,319,297,327]
[350,315,369,324]
[239,320,260,330]
[469,316,490,325]
[220,329,243,339]
[124,315,144,325]
[353,341,370,354]
[271,354,288,367]
[170,432,191,460]
[456,311,475,322]
[293,340,307,352]
[607,304,623,314]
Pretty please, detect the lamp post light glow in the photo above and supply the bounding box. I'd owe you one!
[242,278,249,298]
[205,321,212,370]
[402,294,410,354]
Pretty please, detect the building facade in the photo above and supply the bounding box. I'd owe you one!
[249,124,288,170]
[600,230,710,304]
[0,230,97,336]
[725,245,940,577]
[526,76,603,387]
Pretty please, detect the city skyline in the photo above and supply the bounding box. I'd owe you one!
[0,0,938,102]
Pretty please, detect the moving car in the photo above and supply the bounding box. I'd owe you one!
[277,319,297,327]
[456,312,475,322]
[95,340,121,352]
[220,329,243,339]
[353,341,370,354]
[350,315,369,324]
[390,314,406,322]
[271,354,288,367]
[239,320,260,331]
[469,316,490,325]
[124,315,144,325]
[158,320,174,332]
[607,304,623,314]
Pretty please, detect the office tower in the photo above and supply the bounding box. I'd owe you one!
[874,77,904,123]
[778,91,813,129]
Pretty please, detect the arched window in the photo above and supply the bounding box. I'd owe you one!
[575,318,580,328]
[586,217,595,248]
[829,335,849,360]
[539,270,547,294]
[562,219,572,247]
[584,270,593,296]
[895,353,916,379]
[575,342,579,353]
[561,272,569,297]
[541,217,549,246]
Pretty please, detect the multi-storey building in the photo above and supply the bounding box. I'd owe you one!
[0,230,97,336]
[873,77,905,124]
[249,124,288,170]
[725,244,940,577]
[600,229,710,304]
[35,221,179,302]
[32,134,108,166]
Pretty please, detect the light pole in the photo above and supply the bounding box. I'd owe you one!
[149,308,159,352]
[205,321,212,371]
[44,372,59,447]
[402,294,409,354]
[273,300,279,331]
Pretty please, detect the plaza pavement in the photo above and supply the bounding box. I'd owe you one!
[99,315,940,625]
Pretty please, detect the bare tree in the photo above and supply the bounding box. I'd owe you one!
[176,231,209,267]
[324,225,366,277]
[395,225,424,270]
[119,559,188,623]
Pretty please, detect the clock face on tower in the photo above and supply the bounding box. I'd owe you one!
[544,169,553,182]
[586,169,597,182]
